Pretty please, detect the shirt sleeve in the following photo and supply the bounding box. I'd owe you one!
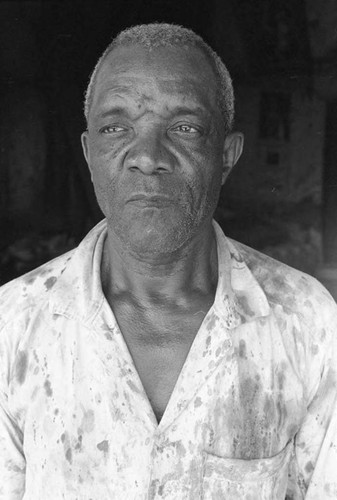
[0,322,26,500]
[0,391,26,499]
[286,295,337,499]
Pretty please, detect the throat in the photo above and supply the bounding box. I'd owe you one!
[101,222,219,301]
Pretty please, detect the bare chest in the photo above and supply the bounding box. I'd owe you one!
[112,303,209,423]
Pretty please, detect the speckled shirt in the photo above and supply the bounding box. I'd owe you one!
[1,219,337,499]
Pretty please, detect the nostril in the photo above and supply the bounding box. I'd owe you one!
[127,162,170,174]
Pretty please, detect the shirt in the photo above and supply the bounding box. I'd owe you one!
[1,219,337,500]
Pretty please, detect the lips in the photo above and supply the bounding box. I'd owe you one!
[127,194,172,207]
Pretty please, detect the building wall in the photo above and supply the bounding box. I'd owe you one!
[224,83,325,209]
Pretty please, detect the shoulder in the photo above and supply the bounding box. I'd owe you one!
[0,249,75,331]
[229,238,337,320]
[229,239,337,397]
[0,249,78,392]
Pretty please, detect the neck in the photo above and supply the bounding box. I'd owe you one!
[101,222,218,306]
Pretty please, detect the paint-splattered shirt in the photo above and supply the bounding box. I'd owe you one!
[1,219,337,499]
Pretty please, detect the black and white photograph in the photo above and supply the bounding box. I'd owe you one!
[1,1,337,498]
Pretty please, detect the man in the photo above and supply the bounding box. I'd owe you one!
[1,23,337,500]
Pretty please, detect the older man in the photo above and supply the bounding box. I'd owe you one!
[1,23,337,500]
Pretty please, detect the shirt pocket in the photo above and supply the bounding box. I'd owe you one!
[201,441,293,500]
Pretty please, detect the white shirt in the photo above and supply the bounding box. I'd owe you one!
[1,220,337,499]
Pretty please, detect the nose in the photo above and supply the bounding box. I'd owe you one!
[124,128,174,175]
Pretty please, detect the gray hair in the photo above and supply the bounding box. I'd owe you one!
[84,23,235,133]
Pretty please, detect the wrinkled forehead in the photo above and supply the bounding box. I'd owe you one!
[91,44,219,113]
[98,43,217,81]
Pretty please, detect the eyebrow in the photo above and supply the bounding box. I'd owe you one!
[99,107,130,119]
[97,104,209,121]
[168,105,209,117]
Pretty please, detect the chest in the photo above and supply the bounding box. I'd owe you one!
[112,302,209,422]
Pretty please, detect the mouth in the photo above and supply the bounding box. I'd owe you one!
[127,194,172,207]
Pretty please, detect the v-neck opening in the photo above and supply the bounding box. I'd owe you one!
[98,295,219,430]
[91,221,235,431]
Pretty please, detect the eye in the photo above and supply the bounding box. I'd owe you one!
[99,125,128,134]
[170,123,202,135]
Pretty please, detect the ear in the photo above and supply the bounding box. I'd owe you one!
[81,131,93,181]
[221,132,244,185]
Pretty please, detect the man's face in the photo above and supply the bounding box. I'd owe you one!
[82,44,235,256]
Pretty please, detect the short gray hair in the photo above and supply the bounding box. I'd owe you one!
[84,23,235,133]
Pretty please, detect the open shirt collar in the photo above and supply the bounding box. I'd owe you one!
[49,219,271,328]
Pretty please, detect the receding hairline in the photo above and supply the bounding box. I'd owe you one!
[93,42,219,96]
[84,23,235,132]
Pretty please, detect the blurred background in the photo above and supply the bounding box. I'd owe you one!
[1,0,337,298]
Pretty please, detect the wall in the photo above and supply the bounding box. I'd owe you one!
[224,83,325,207]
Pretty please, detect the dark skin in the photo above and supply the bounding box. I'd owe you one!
[82,44,243,422]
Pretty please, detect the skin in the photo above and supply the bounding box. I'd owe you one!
[81,44,243,421]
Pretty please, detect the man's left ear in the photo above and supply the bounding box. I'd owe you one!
[222,132,244,185]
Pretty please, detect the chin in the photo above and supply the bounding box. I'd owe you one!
[131,226,182,256]
[118,217,195,257]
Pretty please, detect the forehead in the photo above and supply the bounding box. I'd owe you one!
[91,44,219,115]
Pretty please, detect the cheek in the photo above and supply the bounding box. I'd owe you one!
[88,135,130,164]
[88,142,124,188]
[190,148,223,192]
[89,159,119,213]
